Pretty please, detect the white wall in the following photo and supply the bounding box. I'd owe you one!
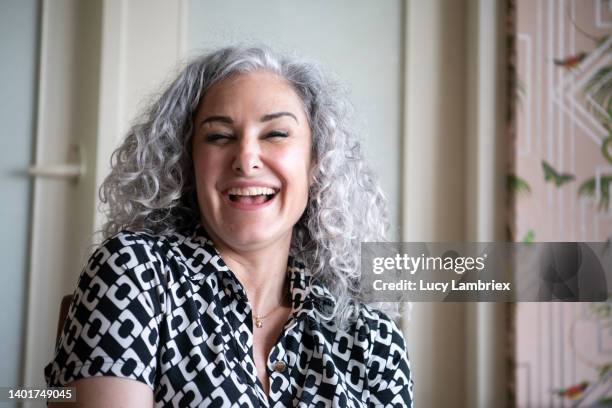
[187,0,404,238]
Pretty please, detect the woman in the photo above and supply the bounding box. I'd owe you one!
[45,46,413,407]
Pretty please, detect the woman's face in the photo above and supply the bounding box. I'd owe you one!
[192,71,313,253]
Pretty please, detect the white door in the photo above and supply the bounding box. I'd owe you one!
[22,0,103,399]
[22,2,186,406]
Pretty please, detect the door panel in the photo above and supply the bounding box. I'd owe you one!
[22,1,102,401]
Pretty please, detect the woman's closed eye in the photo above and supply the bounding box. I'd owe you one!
[205,133,234,143]
[204,130,288,144]
[265,130,289,139]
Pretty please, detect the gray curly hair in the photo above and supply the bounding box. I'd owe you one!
[100,45,394,327]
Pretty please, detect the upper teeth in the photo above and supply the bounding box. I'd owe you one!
[227,187,277,196]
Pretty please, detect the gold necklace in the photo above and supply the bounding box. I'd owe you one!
[253,309,276,328]
[253,284,291,328]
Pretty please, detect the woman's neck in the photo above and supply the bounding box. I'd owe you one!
[212,234,292,315]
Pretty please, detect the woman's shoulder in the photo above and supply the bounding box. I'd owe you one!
[314,301,406,357]
[82,224,218,299]
[99,227,191,254]
[73,228,195,309]
[354,303,407,349]
[88,227,196,269]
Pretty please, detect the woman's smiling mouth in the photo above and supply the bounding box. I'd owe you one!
[224,186,279,209]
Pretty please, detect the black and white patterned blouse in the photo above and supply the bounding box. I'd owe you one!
[45,225,414,407]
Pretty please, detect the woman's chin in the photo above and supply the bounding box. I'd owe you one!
[217,228,290,253]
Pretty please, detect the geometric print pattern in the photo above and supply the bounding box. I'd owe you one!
[44,224,413,407]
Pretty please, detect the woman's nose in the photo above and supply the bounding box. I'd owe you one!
[232,137,262,175]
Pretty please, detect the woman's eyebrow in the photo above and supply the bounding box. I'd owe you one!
[260,112,298,124]
[200,115,233,127]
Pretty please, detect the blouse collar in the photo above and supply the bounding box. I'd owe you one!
[183,223,337,322]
